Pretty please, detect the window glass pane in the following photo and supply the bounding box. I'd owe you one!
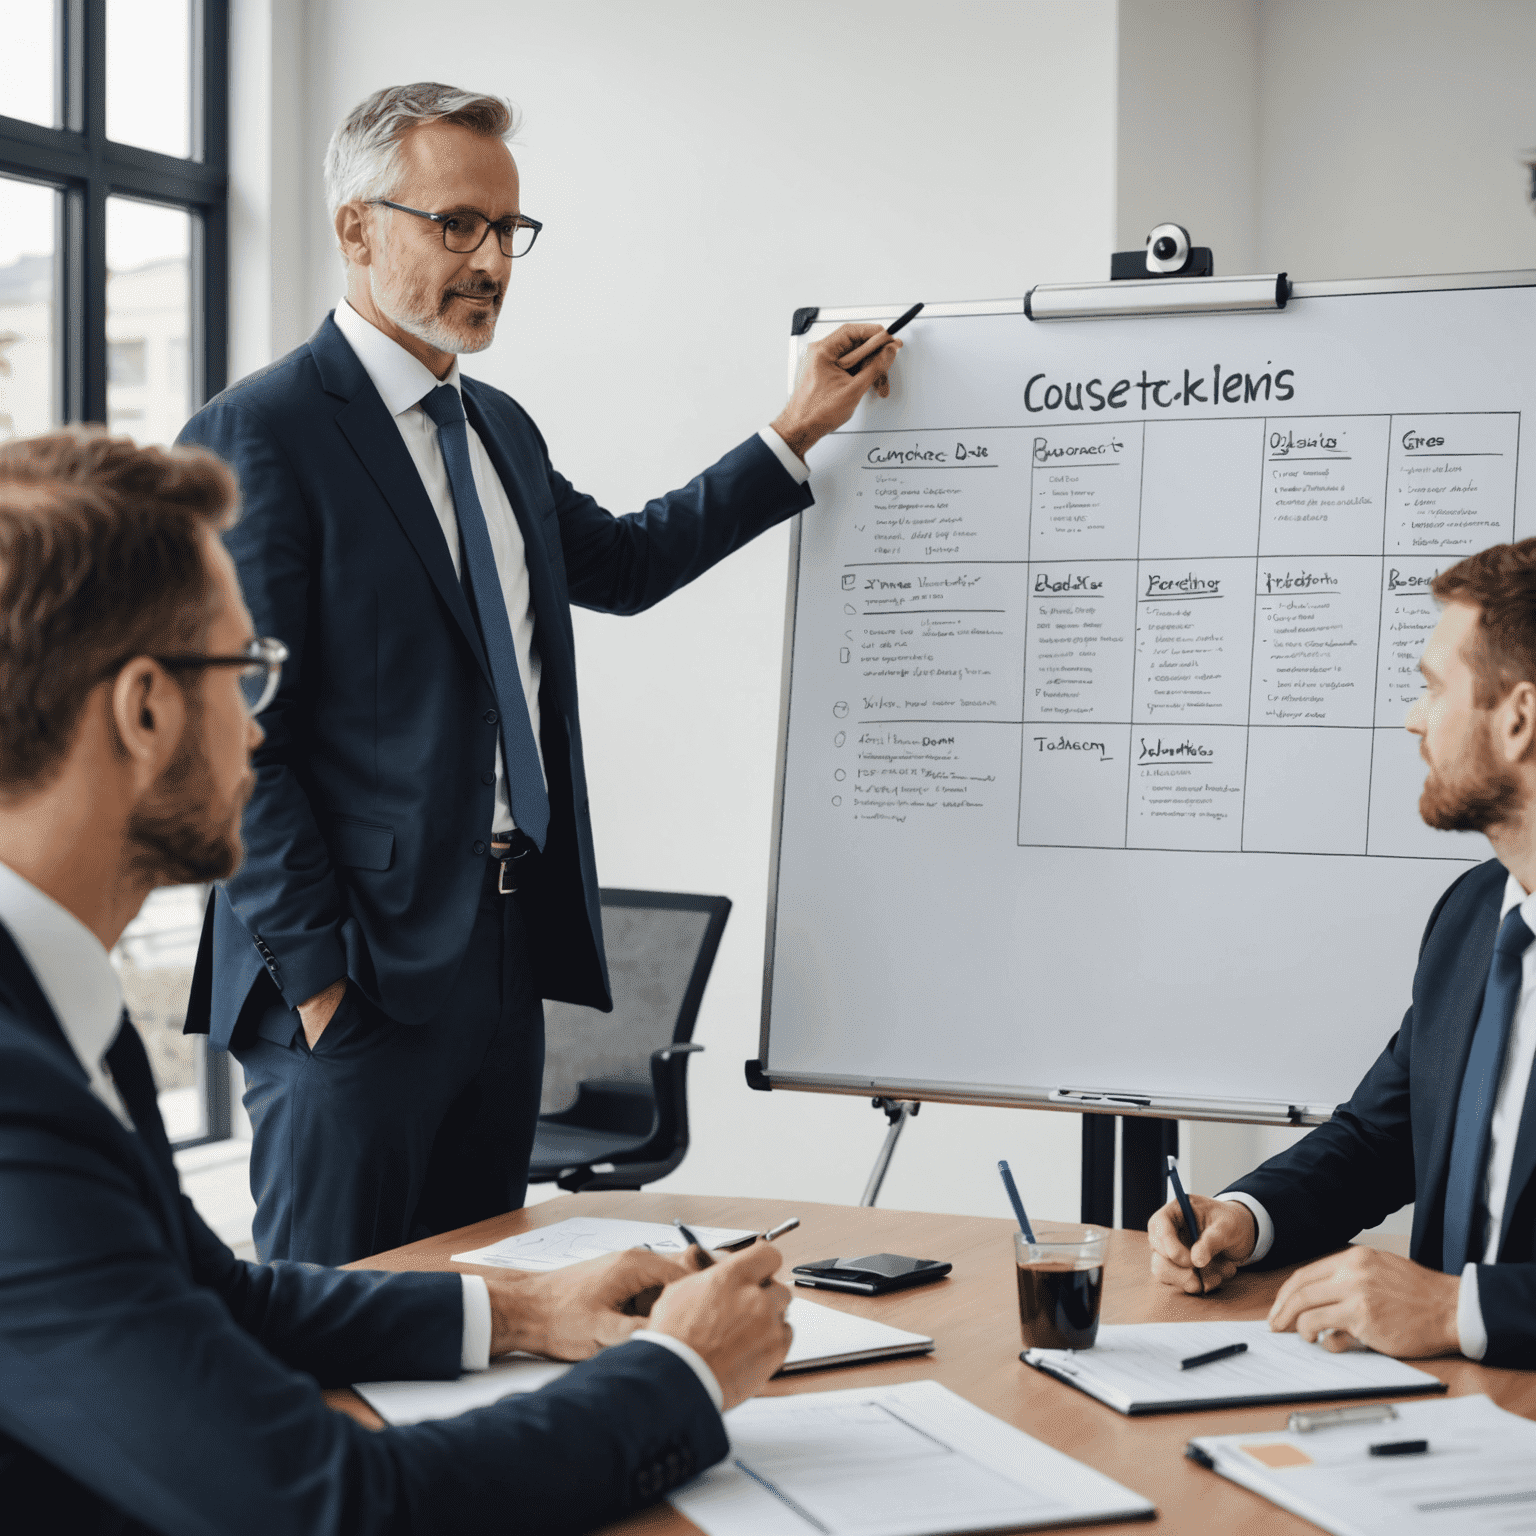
[107,197,192,442]
[0,177,59,443]
[0,0,59,129]
[113,885,209,1143]
[107,0,192,159]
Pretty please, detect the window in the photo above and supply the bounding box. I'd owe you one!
[1,0,231,1146]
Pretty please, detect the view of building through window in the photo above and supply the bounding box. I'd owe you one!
[0,0,58,131]
[0,177,59,442]
[106,197,193,444]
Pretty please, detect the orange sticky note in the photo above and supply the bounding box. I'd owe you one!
[1240,1443,1314,1470]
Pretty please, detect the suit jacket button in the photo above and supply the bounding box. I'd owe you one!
[473,840,486,856]
[482,771,495,786]
[484,709,498,725]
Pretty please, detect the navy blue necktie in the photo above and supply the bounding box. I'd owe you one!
[420,385,550,849]
[1442,905,1533,1272]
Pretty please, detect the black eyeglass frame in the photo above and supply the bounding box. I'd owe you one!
[135,636,289,715]
[370,199,543,258]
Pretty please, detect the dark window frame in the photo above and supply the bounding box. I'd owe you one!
[0,0,231,1146]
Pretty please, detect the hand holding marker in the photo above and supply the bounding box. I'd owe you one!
[840,303,924,377]
[1165,1154,1207,1296]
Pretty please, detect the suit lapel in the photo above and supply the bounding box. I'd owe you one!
[0,924,190,1261]
[1421,893,1501,1225]
[311,318,494,693]
[461,382,575,692]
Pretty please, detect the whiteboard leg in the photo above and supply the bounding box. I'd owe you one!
[861,1098,919,1207]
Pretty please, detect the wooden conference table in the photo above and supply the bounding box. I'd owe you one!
[327,1192,1536,1534]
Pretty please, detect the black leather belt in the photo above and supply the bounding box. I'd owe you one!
[490,829,539,895]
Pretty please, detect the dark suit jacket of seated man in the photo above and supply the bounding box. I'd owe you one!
[0,429,791,1535]
[176,83,903,1265]
[1148,541,1536,1369]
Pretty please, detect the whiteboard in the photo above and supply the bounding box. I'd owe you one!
[760,273,1536,1125]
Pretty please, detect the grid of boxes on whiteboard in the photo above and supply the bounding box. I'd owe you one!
[850,412,1517,859]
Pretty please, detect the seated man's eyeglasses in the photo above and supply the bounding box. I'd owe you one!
[137,636,289,715]
[369,200,543,258]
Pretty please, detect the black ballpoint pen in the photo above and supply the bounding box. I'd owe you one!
[1166,1155,1207,1296]
[1180,1342,1247,1370]
[673,1218,715,1268]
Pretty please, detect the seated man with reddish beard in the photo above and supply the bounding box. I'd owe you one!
[0,429,791,1534]
[1149,539,1536,1368]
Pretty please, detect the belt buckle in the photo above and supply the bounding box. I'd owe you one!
[497,857,517,896]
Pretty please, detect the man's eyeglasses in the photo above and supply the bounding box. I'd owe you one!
[370,200,542,258]
[151,637,289,715]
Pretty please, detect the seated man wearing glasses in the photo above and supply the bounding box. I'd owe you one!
[177,81,903,1267]
[0,429,793,1534]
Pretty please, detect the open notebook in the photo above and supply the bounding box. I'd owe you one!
[1024,1320,1445,1416]
[356,1298,932,1425]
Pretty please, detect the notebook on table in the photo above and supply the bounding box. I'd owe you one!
[1023,1320,1446,1416]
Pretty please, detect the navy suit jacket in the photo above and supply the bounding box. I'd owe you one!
[178,315,812,1043]
[0,921,726,1534]
[1229,857,1536,1366]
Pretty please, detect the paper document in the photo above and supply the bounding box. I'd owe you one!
[1189,1393,1536,1536]
[450,1216,757,1270]
[1025,1320,1444,1415]
[780,1297,931,1372]
[671,1379,1154,1536]
[354,1354,569,1425]
[354,1299,930,1425]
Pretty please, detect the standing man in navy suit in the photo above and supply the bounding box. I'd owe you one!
[179,82,902,1264]
[1148,539,1536,1368]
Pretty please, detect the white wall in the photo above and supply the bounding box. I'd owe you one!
[235,0,1536,1227]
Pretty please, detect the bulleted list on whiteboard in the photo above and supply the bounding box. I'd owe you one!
[826,410,1517,859]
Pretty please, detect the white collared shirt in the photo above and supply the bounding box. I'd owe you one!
[0,859,131,1127]
[332,299,809,836]
[1220,870,1536,1360]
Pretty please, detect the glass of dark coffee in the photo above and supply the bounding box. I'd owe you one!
[1014,1224,1107,1350]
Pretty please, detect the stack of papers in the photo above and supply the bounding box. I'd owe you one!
[355,1299,932,1424]
[1025,1320,1445,1415]
[450,1215,757,1269]
[673,1379,1153,1535]
[1189,1394,1536,1535]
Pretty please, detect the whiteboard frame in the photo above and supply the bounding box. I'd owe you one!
[758,269,1536,1127]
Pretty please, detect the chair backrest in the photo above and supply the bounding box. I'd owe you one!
[539,889,730,1116]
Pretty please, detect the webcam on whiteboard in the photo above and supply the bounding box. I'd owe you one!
[1109,222,1215,281]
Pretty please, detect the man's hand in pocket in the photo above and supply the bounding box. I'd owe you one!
[298,978,347,1049]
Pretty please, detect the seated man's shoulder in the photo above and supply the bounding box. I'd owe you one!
[1428,856,1507,933]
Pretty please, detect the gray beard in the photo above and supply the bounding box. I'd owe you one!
[369,266,495,356]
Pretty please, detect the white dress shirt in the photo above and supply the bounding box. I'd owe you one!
[332,299,809,835]
[1220,870,1536,1360]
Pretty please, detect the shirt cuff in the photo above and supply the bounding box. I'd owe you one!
[630,1328,725,1414]
[759,425,810,485]
[460,1273,492,1372]
[1217,1192,1274,1265]
[1458,1262,1488,1360]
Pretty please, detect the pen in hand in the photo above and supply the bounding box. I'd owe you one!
[840,302,923,376]
[673,1218,716,1268]
[1166,1155,1207,1297]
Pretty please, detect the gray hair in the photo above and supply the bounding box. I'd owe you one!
[324,82,521,222]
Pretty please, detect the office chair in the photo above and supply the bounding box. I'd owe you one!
[530,888,730,1193]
